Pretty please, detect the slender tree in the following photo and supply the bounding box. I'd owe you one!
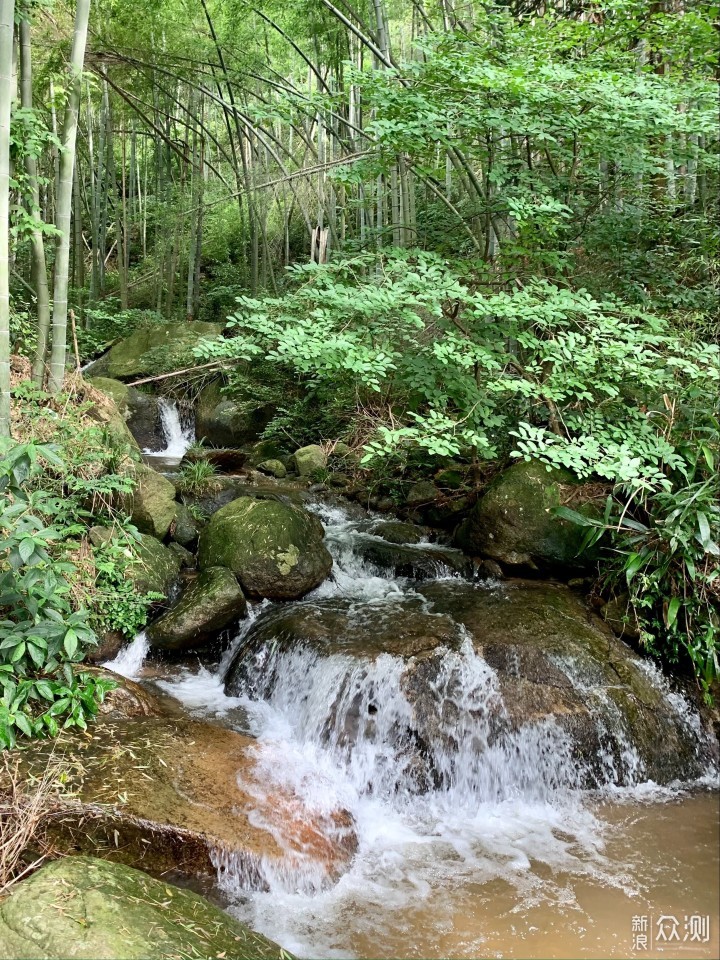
[0,0,14,436]
[20,18,52,386]
[48,0,91,394]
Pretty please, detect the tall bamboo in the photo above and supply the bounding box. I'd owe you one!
[0,0,14,435]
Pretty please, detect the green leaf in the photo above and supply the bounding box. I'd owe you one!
[63,629,78,658]
[666,597,681,628]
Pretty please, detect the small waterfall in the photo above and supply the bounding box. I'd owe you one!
[144,398,194,459]
[103,631,149,679]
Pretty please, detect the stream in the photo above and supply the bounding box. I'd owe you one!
[107,410,719,960]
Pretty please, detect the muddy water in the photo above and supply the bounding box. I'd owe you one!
[108,496,720,960]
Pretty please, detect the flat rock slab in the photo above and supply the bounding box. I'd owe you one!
[18,714,356,889]
[0,856,289,959]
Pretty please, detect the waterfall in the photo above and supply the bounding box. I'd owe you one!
[104,631,150,678]
[144,398,194,459]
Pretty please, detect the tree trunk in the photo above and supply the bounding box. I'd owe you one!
[19,19,52,386]
[48,0,91,394]
[0,0,14,435]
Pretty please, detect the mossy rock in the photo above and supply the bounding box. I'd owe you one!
[454,459,598,572]
[127,464,177,540]
[0,856,289,960]
[170,502,202,548]
[147,567,247,651]
[88,376,130,412]
[88,322,222,380]
[257,458,287,479]
[368,520,428,545]
[198,497,332,599]
[127,533,182,596]
[196,378,276,447]
[291,443,327,477]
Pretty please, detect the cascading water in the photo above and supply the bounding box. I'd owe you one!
[136,498,718,958]
[144,397,194,460]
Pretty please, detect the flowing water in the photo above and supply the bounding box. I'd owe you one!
[142,397,194,463]
[109,499,720,959]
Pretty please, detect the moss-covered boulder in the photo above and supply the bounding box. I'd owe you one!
[170,502,201,548]
[291,443,326,477]
[88,377,161,450]
[147,567,247,651]
[198,497,332,599]
[454,459,596,572]
[369,520,428,545]
[127,533,181,596]
[88,321,222,380]
[257,458,287,479]
[127,464,177,539]
[0,857,289,960]
[196,378,275,447]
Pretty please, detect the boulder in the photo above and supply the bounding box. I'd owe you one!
[0,857,289,960]
[88,321,222,381]
[291,443,326,477]
[166,542,194,567]
[405,480,440,509]
[82,382,140,454]
[246,438,288,466]
[127,533,182,596]
[16,715,356,887]
[181,447,247,472]
[369,520,428,545]
[226,582,714,789]
[196,379,275,447]
[257,458,287,479]
[170,502,201,548]
[354,536,474,580]
[198,497,332,599]
[454,459,596,572]
[127,464,177,539]
[147,567,247,651]
[88,377,161,449]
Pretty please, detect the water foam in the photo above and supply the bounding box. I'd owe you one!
[144,397,194,459]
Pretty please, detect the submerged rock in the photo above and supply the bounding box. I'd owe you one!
[126,464,177,540]
[88,321,222,380]
[147,567,247,651]
[353,536,474,581]
[17,715,356,889]
[0,856,289,960]
[454,459,597,572]
[198,497,332,599]
[196,378,275,447]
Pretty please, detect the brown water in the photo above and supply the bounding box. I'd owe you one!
[340,792,720,960]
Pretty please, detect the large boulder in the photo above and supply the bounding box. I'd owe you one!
[147,567,247,651]
[454,459,596,572]
[170,502,202,548]
[198,497,332,599]
[127,533,182,596]
[127,464,177,539]
[353,536,473,581]
[87,321,222,381]
[16,715,356,888]
[225,582,714,789]
[196,378,275,447]
[0,856,288,960]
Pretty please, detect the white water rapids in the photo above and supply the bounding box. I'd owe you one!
[107,499,719,958]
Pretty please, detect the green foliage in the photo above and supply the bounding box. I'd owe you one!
[91,524,164,639]
[75,305,166,361]
[0,442,114,749]
[176,459,219,496]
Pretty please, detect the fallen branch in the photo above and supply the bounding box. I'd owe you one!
[126,359,236,387]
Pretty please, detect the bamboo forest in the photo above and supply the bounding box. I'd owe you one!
[0,1,718,958]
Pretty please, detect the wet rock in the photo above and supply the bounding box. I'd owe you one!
[127,533,182,596]
[292,443,327,477]
[196,378,275,447]
[83,383,140,454]
[0,856,290,960]
[86,630,124,663]
[601,593,641,640]
[353,536,474,581]
[126,464,177,540]
[246,438,288,466]
[166,541,195,568]
[418,579,711,784]
[89,378,163,450]
[91,667,165,718]
[88,321,222,380]
[454,459,597,573]
[147,567,247,651]
[256,458,287,479]
[369,520,428,545]
[169,502,201,549]
[17,716,356,888]
[198,497,332,599]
